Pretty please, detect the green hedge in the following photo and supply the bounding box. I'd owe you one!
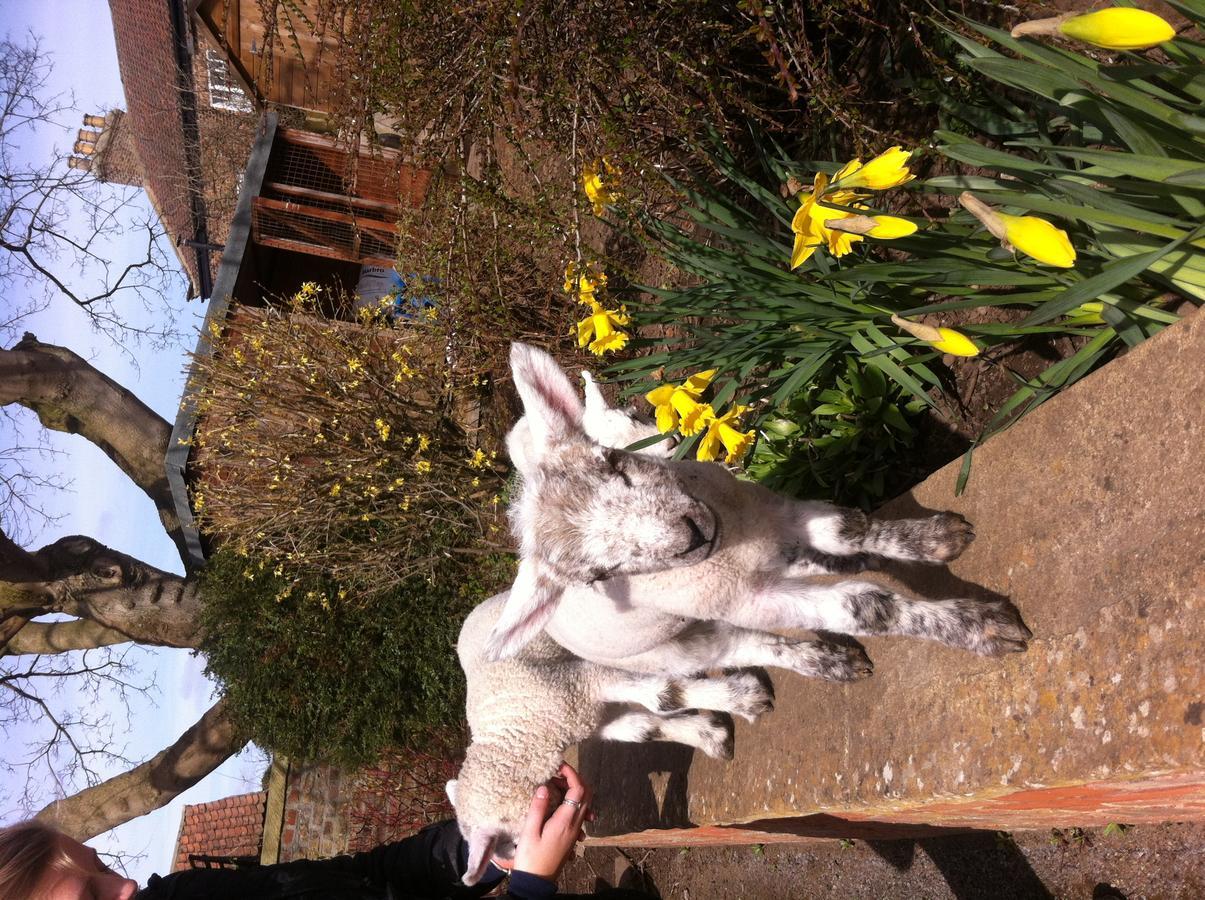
[199,548,513,766]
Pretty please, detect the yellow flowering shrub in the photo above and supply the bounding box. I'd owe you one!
[190,290,506,598]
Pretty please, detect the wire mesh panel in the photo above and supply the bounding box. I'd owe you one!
[252,196,398,265]
[250,129,430,265]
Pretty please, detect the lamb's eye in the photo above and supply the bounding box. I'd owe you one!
[605,450,632,486]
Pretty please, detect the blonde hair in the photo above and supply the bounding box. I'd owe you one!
[0,820,74,900]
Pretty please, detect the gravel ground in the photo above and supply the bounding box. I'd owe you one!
[559,822,1205,900]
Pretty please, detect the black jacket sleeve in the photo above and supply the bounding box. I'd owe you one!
[135,820,507,900]
[297,819,505,898]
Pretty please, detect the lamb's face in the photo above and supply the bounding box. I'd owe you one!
[516,437,719,584]
[446,751,527,885]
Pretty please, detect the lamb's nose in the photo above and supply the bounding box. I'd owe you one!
[680,515,710,555]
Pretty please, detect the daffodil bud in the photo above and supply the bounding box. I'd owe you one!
[958,192,1076,268]
[891,314,980,357]
[1011,9,1176,51]
[826,214,918,238]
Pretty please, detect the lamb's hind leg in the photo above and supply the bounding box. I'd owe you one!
[614,620,873,683]
[795,502,975,566]
[732,578,1031,657]
[598,668,774,723]
[598,710,735,759]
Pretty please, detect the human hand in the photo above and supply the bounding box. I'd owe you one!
[503,762,594,881]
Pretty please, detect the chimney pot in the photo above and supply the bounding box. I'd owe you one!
[83,114,106,127]
[80,129,102,143]
[73,140,96,156]
[68,156,93,172]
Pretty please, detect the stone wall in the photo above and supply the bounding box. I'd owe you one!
[579,308,1205,844]
[273,743,460,862]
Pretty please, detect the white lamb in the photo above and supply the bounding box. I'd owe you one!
[448,593,772,885]
[488,342,1031,674]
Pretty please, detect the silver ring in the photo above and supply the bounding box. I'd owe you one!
[561,797,582,809]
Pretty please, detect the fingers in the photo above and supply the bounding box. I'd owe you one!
[557,761,585,792]
[520,784,553,841]
[551,761,592,828]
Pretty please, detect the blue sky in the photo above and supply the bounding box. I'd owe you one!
[0,0,266,884]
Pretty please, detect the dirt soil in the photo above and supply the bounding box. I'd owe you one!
[560,822,1205,899]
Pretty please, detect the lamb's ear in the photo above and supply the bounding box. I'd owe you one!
[510,342,584,461]
[461,829,499,887]
[483,558,563,661]
[505,417,537,479]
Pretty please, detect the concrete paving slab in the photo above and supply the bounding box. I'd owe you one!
[577,309,1204,843]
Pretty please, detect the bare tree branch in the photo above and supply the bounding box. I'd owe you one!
[0,34,187,349]
[35,698,244,841]
[2,645,153,815]
[0,335,189,567]
[4,618,132,656]
[0,534,203,647]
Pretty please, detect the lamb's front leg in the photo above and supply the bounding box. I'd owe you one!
[793,501,975,567]
[732,577,1031,656]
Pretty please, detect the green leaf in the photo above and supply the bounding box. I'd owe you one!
[771,351,834,407]
[955,447,975,496]
[1017,146,1205,183]
[1162,0,1205,26]
[850,332,937,410]
[1023,233,1197,326]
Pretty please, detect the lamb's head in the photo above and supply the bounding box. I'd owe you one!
[445,746,530,886]
[486,343,718,660]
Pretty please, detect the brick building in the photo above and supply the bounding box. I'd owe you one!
[70,1,428,300]
[68,0,259,298]
[170,791,267,871]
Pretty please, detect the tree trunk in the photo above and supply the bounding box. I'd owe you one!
[0,334,190,567]
[35,699,245,841]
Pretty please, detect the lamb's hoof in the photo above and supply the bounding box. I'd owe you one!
[722,671,775,722]
[808,641,874,682]
[924,512,975,563]
[965,599,1032,656]
[698,712,736,760]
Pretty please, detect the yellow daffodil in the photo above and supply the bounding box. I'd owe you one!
[1013,9,1175,50]
[582,158,620,216]
[865,215,918,239]
[1061,9,1175,49]
[830,146,915,191]
[791,172,865,268]
[697,405,755,465]
[573,300,630,356]
[645,369,717,435]
[959,192,1076,268]
[791,168,918,268]
[891,314,980,357]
